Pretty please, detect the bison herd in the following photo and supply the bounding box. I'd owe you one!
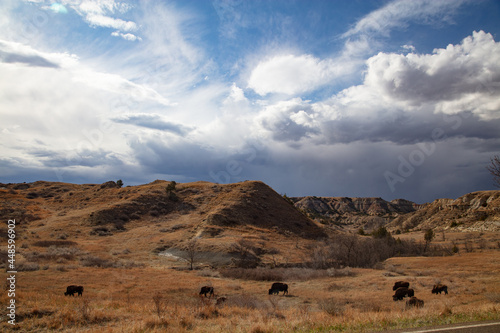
[63,280,447,309]
[196,282,289,305]
[391,281,448,308]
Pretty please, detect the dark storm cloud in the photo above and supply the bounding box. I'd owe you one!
[128,136,215,178]
[320,111,500,145]
[27,148,124,168]
[112,114,192,136]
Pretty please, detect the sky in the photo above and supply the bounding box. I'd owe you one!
[1,0,500,203]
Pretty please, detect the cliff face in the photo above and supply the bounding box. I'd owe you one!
[387,191,500,232]
[292,196,420,231]
[292,191,500,232]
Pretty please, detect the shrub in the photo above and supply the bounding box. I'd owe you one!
[319,298,345,316]
[80,255,115,268]
[220,267,328,281]
[33,240,78,247]
[79,255,144,269]
[327,267,356,277]
[225,294,265,310]
[17,262,40,271]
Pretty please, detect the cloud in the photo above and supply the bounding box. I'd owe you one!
[343,0,470,38]
[364,31,500,119]
[247,54,353,96]
[112,113,192,136]
[256,98,320,142]
[84,13,137,31]
[111,31,142,41]
[0,40,77,68]
[44,0,140,41]
[0,39,170,106]
[253,31,500,146]
[49,3,68,14]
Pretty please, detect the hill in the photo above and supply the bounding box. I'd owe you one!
[1,180,499,332]
[387,190,500,232]
[291,191,500,233]
[0,180,326,268]
[291,196,420,232]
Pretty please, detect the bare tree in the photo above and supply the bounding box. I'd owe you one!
[186,238,199,270]
[424,229,435,252]
[152,293,164,319]
[486,155,500,188]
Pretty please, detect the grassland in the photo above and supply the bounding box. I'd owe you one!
[1,249,498,332]
[1,181,499,331]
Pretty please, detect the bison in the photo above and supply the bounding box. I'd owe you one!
[199,286,214,297]
[269,282,288,295]
[216,296,227,306]
[432,284,448,295]
[406,296,424,308]
[64,285,84,296]
[392,281,410,291]
[393,287,414,301]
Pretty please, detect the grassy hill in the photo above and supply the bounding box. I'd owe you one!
[0,180,326,268]
[1,180,499,332]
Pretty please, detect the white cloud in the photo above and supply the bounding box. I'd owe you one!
[343,0,470,38]
[364,31,500,119]
[247,54,350,96]
[85,13,137,31]
[249,31,500,147]
[111,31,141,41]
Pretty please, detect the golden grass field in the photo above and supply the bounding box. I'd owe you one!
[1,248,499,332]
[1,182,499,331]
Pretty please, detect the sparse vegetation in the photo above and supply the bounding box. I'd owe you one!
[1,180,499,332]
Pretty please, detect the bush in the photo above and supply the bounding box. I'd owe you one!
[326,267,356,277]
[220,267,328,281]
[33,240,78,247]
[319,298,345,316]
[17,262,40,271]
[79,255,144,269]
[80,255,115,268]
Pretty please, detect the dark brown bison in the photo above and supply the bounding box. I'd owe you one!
[432,284,448,295]
[269,282,288,295]
[392,281,410,291]
[393,287,414,301]
[199,286,214,297]
[406,296,424,308]
[216,296,227,306]
[64,285,83,296]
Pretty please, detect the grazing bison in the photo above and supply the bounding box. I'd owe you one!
[393,287,414,301]
[392,281,410,291]
[216,296,227,306]
[64,285,84,296]
[199,286,214,297]
[406,296,424,308]
[269,282,288,295]
[432,284,448,295]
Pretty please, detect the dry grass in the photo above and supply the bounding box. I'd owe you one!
[1,181,499,331]
[0,250,498,332]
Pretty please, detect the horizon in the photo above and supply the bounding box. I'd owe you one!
[3,178,498,205]
[1,0,500,204]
